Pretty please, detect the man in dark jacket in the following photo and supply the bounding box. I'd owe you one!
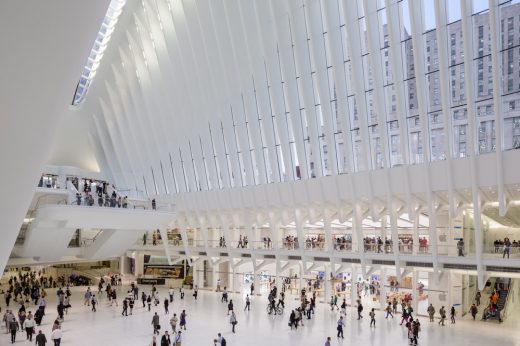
[36,330,47,346]
[152,312,160,335]
[9,319,18,343]
[161,331,171,346]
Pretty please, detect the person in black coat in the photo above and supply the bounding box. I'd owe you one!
[35,330,47,346]
[161,331,171,346]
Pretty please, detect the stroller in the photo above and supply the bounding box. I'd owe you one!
[34,306,45,326]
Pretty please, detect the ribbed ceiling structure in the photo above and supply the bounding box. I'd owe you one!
[81,0,520,200]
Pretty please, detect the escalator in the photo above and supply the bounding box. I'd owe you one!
[482,278,511,322]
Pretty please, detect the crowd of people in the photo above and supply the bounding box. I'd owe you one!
[1,268,501,346]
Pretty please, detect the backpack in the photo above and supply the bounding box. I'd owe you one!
[221,338,226,346]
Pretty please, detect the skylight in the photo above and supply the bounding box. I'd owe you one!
[72,0,126,106]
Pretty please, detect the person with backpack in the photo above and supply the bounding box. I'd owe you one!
[173,331,182,346]
[439,306,446,326]
[216,332,226,346]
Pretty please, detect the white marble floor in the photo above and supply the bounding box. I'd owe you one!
[1,284,519,346]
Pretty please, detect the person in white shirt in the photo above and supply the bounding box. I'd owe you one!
[51,327,63,346]
[173,331,182,346]
[169,287,174,302]
[23,316,36,341]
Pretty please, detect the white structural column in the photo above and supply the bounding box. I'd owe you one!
[321,0,355,174]
[270,0,310,179]
[412,215,419,255]
[303,0,338,175]
[461,0,485,289]
[255,0,293,182]
[488,0,506,216]
[380,268,387,310]
[433,0,456,217]
[341,0,373,172]
[408,0,439,272]
[385,0,413,216]
[287,0,324,178]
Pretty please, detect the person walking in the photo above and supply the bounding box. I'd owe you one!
[147,295,152,311]
[244,294,251,311]
[23,314,36,341]
[369,308,376,327]
[411,320,420,346]
[221,287,228,303]
[161,331,171,346]
[170,313,178,333]
[385,302,393,318]
[229,311,237,333]
[439,306,446,326]
[427,304,435,322]
[289,310,297,330]
[357,301,363,320]
[450,306,456,323]
[83,287,92,306]
[51,327,62,346]
[227,300,234,315]
[142,291,147,307]
[216,279,221,292]
[91,295,97,312]
[340,299,347,316]
[475,291,481,306]
[457,238,465,256]
[173,331,182,346]
[325,336,332,346]
[122,298,128,316]
[35,330,47,346]
[169,287,174,303]
[470,304,478,320]
[164,298,169,314]
[503,237,511,258]
[336,316,345,339]
[193,286,198,300]
[179,310,187,330]
[9,318,18,344]
[152,312,160,335]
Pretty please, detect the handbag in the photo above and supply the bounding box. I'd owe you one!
[157,324,161,330]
